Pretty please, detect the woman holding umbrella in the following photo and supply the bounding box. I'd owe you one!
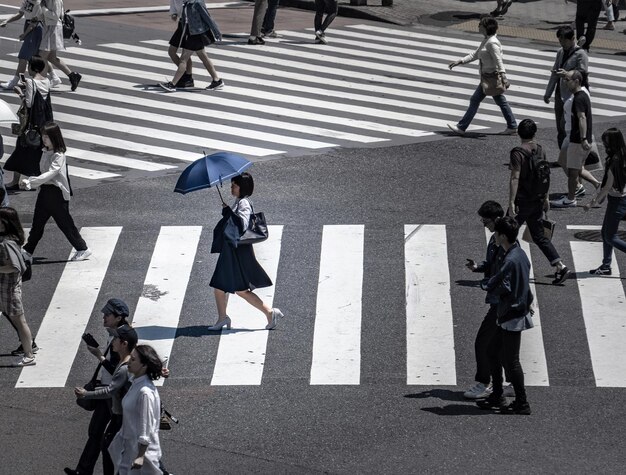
[208,172,283,330]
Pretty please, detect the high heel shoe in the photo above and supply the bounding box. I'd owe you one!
[208,316,231,331]
[265,308,284,330]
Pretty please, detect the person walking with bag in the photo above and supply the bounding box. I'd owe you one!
[209,172,284,330]
[0,207,36,367]
[19,122,91,261]
[167,0,194,88]
[447,16,517,136]
[108,345,163,475]
[64,299,130,475]
[159,0,223,92]
[584,128,626,275]
[507,119,571,285]
[4,56,53,189]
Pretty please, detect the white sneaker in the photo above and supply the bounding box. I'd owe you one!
[12,355,36,367]
[498,127,518,135]
[503,383,515,397]
[70,248,92,261]
[447,123,465,136]
[463,382,492,399]
[265,308,284,330]
[550,196,577,208]
[49,76,62,88]
[1,76,18,90]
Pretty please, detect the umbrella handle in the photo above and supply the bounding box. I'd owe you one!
[216,184,226,206]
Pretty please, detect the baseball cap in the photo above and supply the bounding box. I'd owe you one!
[107,325,138,348]
[101,298,130,317]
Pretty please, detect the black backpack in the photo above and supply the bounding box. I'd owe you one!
[518,144,550,200]
[62,10,80,43]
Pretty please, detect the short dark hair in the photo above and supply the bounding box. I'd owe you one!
[556,26,575,40]
[494,216,519,243]
[41,122,67,153]
[134,345,163,381]
[232,172,254,198]
[477,201,504,221]
[480,16,498,36]
[28,56,46,74]
[570,70,583,85]
[517,119,537,140]
[0,207,25,246]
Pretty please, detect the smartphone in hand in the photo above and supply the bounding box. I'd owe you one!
[82,333,99,347]
[18,73,25,82]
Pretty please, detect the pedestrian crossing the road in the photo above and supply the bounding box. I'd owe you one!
[2,24,626,186]
[4,224,626,389]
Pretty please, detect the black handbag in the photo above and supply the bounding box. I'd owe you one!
[11,102,28,136]
[76,344,110,411]
[21,127,41,148]
[239,201,268,245]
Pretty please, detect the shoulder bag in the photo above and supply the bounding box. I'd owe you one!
[76,344,111,411]
[480,71,507,96]
[11,101,28,136]
[20,79,42,149]
[238,199,269,245]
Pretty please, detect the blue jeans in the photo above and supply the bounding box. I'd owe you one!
[457,83,517,131]
[262,0,279,33]
[602,195,626,266]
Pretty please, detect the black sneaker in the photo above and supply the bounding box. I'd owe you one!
[590,265,612,276]
[502,400,531,415]
[247,37,265,45]
[11,341,39,356]
[64,468,78,475]
[552,266,570,285]
[69,72,82,91]
[175,74,194,88]
[159,81,176,92]
[476,395,507,410]
[206,79,224,91]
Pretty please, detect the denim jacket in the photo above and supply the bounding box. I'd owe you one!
[181,0,221,40]
[481,242,533,323]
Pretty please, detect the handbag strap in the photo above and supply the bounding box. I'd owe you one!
[64,154,73,196]
[89,342,111,384]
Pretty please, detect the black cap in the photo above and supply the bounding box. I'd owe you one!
[107,325,138,348]
[101,298,130,317]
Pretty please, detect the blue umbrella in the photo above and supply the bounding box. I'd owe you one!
[174,152,252,196]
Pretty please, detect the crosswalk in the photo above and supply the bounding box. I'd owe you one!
[4,223,626,389]
[2,24,626,186]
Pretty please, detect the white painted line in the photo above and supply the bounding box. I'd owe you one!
[405,225,456,385]
[567,225,602,230]
[132,226,202,387]
[486,227,549,386]
[16,227,122,388]
[80,44,431,136]
[211,226,283,385]
[0,133,121,179]
[310,225,363,385]
[570,241,626,387]
[68,2,249,16]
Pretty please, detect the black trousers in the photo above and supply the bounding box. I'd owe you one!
[474,305,499,385]
[76,400,111,475]
[23,185,87,255]
[515,201,560,265]
[488,326,527,403]
[576,0,603,50]
[314,0,338,32]
[101,414,122,475]
[554,92,566,149]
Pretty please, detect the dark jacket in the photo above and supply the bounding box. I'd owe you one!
[545,46,588,100]
[181,0,222,39]
[475,234,504,305]
[210,206,243,254]
[481,242,533,323]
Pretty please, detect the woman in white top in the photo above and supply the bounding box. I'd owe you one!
[209,172,284,330]
[109,344,163,475]
[19,122,91,261]
[39,0,82,90]
[447,16,518,136]
[584,128,626,275]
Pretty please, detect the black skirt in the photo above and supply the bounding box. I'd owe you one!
[169,22,213,51]
[210,243,272,293]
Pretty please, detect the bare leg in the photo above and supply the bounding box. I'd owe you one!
[235,290,272,323]
[196,49,219,81]
[168,45,192,74]
[580,167,601,188]
[172,49,193,84]
[214,288,229,319]
[47,51,72,76]
[7,313,33,358]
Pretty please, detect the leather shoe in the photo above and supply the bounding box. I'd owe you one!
[64,468,79,475]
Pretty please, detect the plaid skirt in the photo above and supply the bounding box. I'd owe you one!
[0,271,24,318]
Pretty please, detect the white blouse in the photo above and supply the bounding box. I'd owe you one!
[461,35,506,74]
[233,197,252,230]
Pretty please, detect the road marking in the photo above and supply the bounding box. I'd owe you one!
[310,225,364,385]
[131,226,202,387]
[570,242,626,387]
[211,226,283,385]
[16,227,122,388]
[405,225,456,385]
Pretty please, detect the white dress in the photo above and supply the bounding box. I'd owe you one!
[109,375,162,475]
[40,0,64,51]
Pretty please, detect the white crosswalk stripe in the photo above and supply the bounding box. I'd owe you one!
[1,24,625,186]
[8,224,626,389]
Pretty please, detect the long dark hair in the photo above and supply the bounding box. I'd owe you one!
[41,122,67,153]
[0,207,25,246]
[602,128,626,191]
[134,345,163,381]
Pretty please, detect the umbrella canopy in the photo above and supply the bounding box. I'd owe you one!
[174,151,252,195]
[0,99,18,123]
